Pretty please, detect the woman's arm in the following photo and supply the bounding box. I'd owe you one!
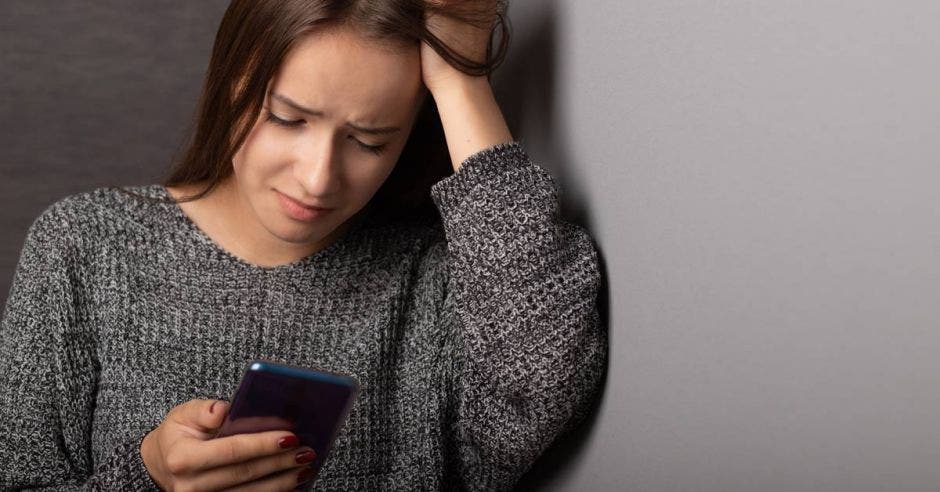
[430,74,514,172]
[0,203,160,490]
[429,139,607,490]
[421,9,606,489]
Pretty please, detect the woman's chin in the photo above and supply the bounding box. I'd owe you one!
[268,222,324,245]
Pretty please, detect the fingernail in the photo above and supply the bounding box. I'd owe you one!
[295,449,317,464]
[278,435,300,449]
[209,400,228,414]
[296,466,315,484]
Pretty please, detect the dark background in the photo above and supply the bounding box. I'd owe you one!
[1,1,230,300]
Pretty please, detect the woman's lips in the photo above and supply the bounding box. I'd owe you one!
[276,191,333,222]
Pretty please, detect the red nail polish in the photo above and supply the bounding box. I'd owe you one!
[296,467,315,484]
[295,450,316,464]
[278,435,300,449]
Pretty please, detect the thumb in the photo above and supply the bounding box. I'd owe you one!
[173,398,229,433]
[205,399,230,429]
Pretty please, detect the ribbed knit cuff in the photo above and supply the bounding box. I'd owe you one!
[80,427,162,490]
[132,427,164,491]
[429,141,531,211]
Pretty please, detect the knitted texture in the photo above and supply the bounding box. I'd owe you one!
[0,142,606,491]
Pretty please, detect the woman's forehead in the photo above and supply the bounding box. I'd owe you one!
[272,26,422,120]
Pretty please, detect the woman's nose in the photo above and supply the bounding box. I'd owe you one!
[292,135,342,197]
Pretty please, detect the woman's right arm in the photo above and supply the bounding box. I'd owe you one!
[0,202,319,491]
[0,204,161,490]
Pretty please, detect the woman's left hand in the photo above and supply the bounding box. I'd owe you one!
[420,0,499,93]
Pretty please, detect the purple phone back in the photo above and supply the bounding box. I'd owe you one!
[214,361,359,483]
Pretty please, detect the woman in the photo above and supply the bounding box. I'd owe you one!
[0,1,606,490]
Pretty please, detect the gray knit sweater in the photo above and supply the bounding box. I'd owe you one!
[0,142,606,491]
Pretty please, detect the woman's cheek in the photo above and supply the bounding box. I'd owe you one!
[249,135,292,176]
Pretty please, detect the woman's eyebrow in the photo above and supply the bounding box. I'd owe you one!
[270,92,401,135]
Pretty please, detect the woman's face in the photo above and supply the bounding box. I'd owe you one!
[228,25,424,252]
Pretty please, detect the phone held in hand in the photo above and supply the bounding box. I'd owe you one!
[213,360,360,483]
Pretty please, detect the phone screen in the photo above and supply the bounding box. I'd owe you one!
[214,360,359,479]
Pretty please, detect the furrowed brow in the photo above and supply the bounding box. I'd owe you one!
[270,92,401,135]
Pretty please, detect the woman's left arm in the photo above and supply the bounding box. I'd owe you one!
[422,12,606,488]
[426,71,607,492]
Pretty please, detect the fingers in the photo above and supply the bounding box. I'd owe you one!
[224,465,315,492]
[167,430,301,474]
[190,447,317,492]
[154,398,319,491]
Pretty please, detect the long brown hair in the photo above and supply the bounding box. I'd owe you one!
[116,0,510,223]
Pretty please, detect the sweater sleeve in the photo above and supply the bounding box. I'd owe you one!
[0,204,162,491]
[429,142,608,490]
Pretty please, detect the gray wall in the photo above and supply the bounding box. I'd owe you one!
[499,1,940,491]
[4,1,940,491]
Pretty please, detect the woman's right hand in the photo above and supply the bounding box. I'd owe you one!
[140,399,317,492]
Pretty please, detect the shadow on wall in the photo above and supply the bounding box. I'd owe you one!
[493,3,612,490]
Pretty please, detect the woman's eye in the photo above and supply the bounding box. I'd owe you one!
[264,109,385,155]
[264,110,303,128]
[349,135,387,156]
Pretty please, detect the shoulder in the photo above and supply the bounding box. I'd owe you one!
[24,184,170,256]
[37,183,169,226]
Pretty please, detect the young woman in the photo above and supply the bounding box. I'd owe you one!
[0,1,606,490]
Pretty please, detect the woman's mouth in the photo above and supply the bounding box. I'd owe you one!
[276,191,334,222]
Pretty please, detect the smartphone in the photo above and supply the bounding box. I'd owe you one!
[213,360,359,485]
